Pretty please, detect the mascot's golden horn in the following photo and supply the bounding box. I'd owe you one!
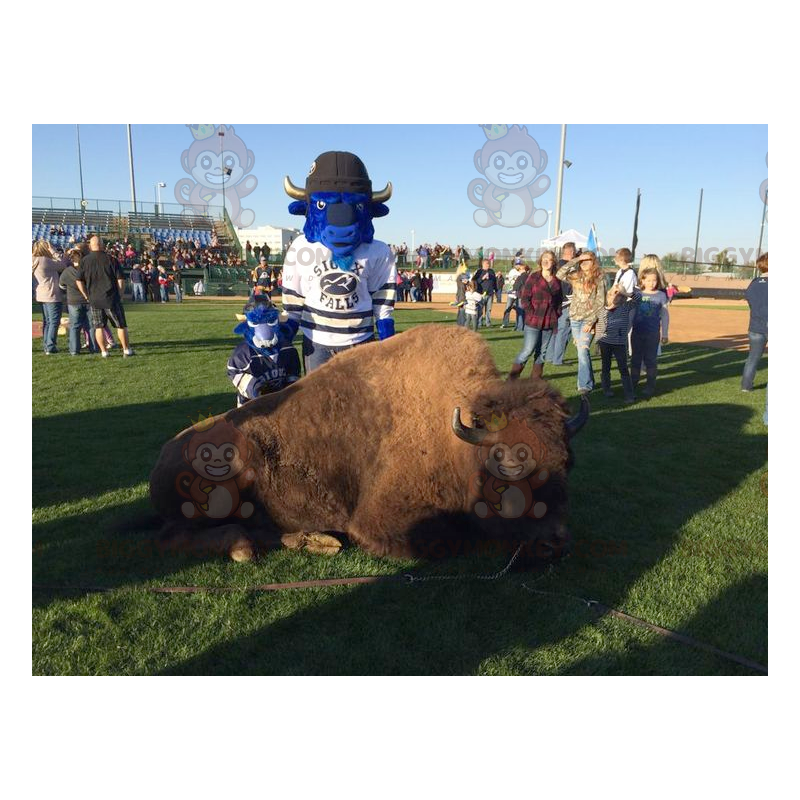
[283,175,392,203]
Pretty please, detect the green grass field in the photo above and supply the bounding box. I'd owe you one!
[32,300,768,675]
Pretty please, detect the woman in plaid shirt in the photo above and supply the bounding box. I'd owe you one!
[508,251,562,380]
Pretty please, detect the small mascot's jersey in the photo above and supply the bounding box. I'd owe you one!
[281,234,396,347]
[227,342,301,407]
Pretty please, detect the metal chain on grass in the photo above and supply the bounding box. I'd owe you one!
[520,577,768,675]
[403,542,524,584]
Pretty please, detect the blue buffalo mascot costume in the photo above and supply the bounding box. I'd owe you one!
[281,151,397,373]
[227,297,301,407]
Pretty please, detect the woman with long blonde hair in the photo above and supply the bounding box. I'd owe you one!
[556,250,606,393]
[32,240,66,354]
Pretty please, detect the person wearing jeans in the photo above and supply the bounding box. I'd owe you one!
[557,251,605,394]
[472,259,497,327]
[741,252,768,392]
[509,252,561,380]
[32,241,66,354]
[59,252,99,355]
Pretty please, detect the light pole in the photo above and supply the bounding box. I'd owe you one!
[546,209,553,241]
[411,229,415,259]
[154,181,166,216]
[552,124,568,238]
[689,188,704,276]
[127,124,137,212]
[756,189,768,261]
[218,129,226,221]
[76,124,85,206]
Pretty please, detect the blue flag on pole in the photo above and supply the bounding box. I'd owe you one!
[587,225,598,253]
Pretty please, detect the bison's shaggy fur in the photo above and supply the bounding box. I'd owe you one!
[149,325,581,563]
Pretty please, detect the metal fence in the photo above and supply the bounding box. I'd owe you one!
[32,196,226,220]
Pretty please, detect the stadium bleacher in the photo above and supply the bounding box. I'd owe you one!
[32,204,219,248]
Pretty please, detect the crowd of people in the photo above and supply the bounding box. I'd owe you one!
[32,233,768,411]
[396,270,434,302]
[33,237,134,357]
[389,243,473,269]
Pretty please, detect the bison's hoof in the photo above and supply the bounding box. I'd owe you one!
[533,501,547,518]
[281,532,343,556]
[239,501,254,518]
[474,502,489,519]
[230,537,255,562]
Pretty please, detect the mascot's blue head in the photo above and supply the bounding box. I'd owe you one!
[285,151,392,267]
[234,298,282,355]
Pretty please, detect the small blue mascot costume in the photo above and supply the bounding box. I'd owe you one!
[280,151,397,374]
[227,297,301,407]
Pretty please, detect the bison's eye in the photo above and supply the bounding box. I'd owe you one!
[516,446,530,462]
[200,447,212,461]
[516,155,529,170]
[492,447,505,462]
[316,200,327,210]
[223,447,235,461]
[493,155,505,170]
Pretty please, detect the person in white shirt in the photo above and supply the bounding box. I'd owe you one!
[463,281,484,331]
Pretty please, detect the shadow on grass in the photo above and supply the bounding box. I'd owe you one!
[563,573,768,675]
[33,393,234,508]
[157,401,767,675]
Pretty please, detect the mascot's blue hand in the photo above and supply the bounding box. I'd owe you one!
[248,377,266,399]
[281,320,299,341]
[376,318,395,341]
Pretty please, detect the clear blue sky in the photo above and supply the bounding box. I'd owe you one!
[32,124,767,261]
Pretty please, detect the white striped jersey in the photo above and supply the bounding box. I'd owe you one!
[281,235,396,347]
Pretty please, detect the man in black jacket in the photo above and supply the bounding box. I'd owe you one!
[472,259,497,326]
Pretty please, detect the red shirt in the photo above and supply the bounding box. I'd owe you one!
[520,271,562,330]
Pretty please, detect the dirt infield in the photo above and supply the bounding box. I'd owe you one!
[405,297,755,351]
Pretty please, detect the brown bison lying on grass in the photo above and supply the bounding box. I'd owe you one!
[149,325,587,565]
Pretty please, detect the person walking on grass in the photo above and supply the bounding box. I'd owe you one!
[741,252,768,392]
[544,242,576,365]
[556,250,605,394]
[75,236,135,358]
[129,263,145,302]
[630,256,670,396]
[509,251,562,380]
[32,240,65,355]
[596,287,636,403]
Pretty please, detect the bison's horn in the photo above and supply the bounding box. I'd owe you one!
[452,407,488,445]
[372,182,392,203]
[283,176,305,200]
[565,395,590,438]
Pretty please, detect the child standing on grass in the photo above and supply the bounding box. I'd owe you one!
[596,287,636,403]
[463,280,484,331]
[630,264,670,397]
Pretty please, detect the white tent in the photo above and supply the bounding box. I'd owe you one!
[539,228,589,250]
